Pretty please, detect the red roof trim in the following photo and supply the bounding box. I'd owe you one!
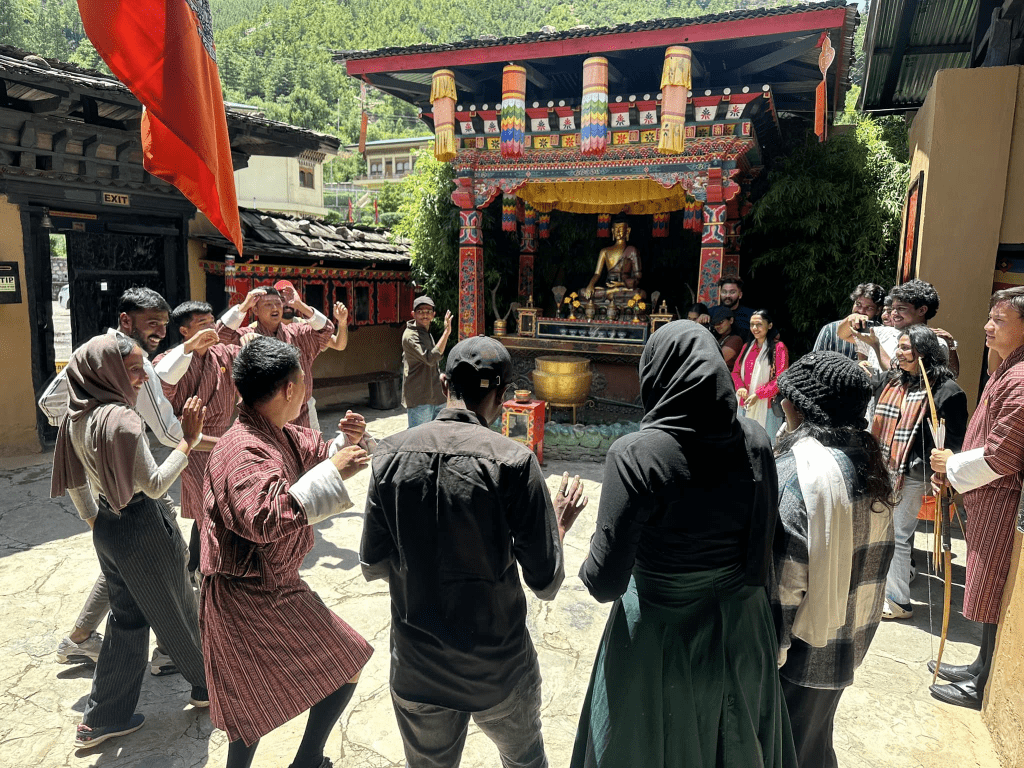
[346,7,848,76]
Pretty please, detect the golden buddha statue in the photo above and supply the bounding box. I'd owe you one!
[582,218,642,302]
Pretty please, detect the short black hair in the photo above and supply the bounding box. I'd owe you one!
[171,301,214,330]
[718,275,743,291]
[851,283,886,307]
[233,336,301,406]
[890,279,939,321]
[447,368,494,409]
[258,286,282,300]
[990,285,1024,317]
[689,302,709,316]
[118,287,171,316]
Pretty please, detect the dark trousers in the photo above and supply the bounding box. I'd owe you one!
[82,495,205,728]
[780,678,844,768]
[390,656,547,768]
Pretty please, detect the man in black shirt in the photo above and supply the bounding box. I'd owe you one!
[361,336,587,768]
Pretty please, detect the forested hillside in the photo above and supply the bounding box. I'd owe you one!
[3,0,849,177]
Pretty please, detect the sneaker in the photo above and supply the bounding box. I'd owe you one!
[150,648,178,677]
[189,686,210,708]
[57,632,103,664]
[882,599,914,619]
[75,713,145,749]
[910,557,917,584]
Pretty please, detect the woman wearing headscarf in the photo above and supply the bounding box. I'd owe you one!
[571,320,796,768]
[50,334,208,749]
[732,309,789,443]
[870,325,967,619]
[771,352,896,768]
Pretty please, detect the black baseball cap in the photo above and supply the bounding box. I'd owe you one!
[445,336,513,391]
[710,306,734,324]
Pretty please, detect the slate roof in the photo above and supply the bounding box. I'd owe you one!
[194,209,411,267]
[0,46,340,155]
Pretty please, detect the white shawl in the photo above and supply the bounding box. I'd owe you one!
[790,436,854,647]
[742,342,771,428]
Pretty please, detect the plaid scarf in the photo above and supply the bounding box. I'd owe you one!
[871,379,928,495]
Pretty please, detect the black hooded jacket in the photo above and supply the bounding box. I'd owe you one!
[579,320,779,602]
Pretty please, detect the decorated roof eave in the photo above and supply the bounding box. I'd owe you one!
[339,2,851,71]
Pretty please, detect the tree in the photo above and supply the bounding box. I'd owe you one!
[393,148,460,325]
[742,117,909,354]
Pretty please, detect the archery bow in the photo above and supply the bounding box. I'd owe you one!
[919,360,953,685]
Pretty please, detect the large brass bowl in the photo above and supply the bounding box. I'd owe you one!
[533,355,592,406]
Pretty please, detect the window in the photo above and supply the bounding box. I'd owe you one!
[369,162,382,177]
[299,168,315,189]
[396,157,410,174]
[304,282,325,315]
[354,285,371,323]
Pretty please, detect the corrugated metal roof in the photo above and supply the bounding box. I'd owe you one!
[861,0,977,110]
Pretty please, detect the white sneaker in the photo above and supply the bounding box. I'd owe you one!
[150,648,178,677]
[56,632,103,664]
[882,599,914,619]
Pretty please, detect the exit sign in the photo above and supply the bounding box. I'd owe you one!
[0,262,22,304]
[102,192,131,207]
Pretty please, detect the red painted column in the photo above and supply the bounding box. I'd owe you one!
[458,208,484,339]
[697,204,727,304]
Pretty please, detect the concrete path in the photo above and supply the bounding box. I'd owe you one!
[0,396,1004,767]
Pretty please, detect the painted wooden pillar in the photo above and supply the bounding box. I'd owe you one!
[519,203,537,301]
[697,204,728,304]
[697,167,739,305]
[458,208,484,339]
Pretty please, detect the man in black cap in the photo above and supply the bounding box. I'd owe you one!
[361,336,588,768]
[402,296,453,429]
[710,305,744,369]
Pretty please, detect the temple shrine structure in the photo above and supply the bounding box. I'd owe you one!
[340,1,857,326]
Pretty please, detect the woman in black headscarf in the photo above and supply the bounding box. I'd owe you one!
[571,321,797,768]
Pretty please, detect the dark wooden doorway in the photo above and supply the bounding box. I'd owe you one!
[66,231,167,347]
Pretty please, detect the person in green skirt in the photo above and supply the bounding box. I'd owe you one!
[571,320,797,768]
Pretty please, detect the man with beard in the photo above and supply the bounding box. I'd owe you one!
[41,288,212,674]
[220,285,336,429]
[837,279,960,377]
[812,283,886,360]
[698,277,754,343]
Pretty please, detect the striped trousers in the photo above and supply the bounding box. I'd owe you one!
[82,495,205,728]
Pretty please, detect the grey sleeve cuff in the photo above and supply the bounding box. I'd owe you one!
[288,459,352,525]
[530,560,565,601]
[67,485,98,521]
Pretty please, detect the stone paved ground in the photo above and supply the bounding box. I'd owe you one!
[0,393,1006,767]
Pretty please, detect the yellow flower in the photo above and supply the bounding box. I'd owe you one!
[563,296,570,303]
[570,292,578,298]
[627,299,636,308]
[632,293,641,301]
[572,300,580,308]
[638,302,647,310]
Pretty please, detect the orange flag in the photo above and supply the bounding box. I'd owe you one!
[76,0,243,254]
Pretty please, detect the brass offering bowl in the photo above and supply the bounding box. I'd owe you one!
[533,355,592,406]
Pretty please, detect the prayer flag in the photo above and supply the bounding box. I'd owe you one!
[76,0,242,255]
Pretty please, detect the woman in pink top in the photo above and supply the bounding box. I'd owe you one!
[732,309,789,444]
